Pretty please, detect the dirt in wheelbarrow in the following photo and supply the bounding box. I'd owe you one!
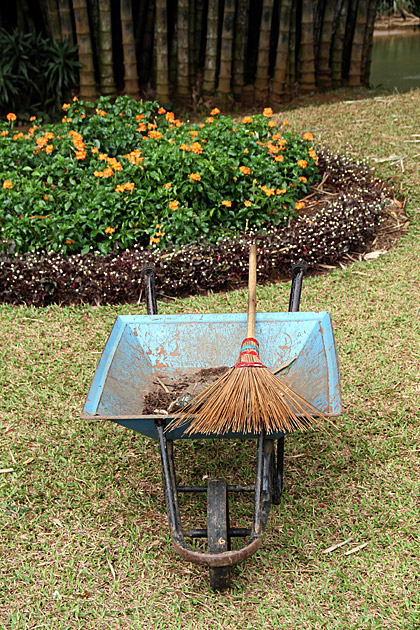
[143,366,230,415]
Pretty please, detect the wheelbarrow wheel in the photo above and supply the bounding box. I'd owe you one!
[207,479,231,590]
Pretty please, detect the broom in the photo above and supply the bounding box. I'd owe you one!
[167,244,330,436]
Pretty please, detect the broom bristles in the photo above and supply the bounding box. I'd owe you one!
[166,337,332,436]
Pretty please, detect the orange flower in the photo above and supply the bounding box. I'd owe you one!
[29,116,36,122]
[268,121,276,128]
[62,103,70,110]
[295,201,305,210]
[45,132,54,140]
[211,108,220,115]
[189,130,199,138]
[242,116,253,124]
[239,166,251,175]
[115,182,135,193]
[276,188,286,195]
[91,147,99,154]
[13,132,23,140]
[244,148,249,154]
[166,112,175,122]
[98,153,107,161]
[308,148,317,160]
[297,159,307,168]
[244,200,252,207]
[262,107,273,117]
[158,107,166,114]
[189,173,201,182]
[75,150,86,160]
[66,239,75,244]
[190,142,203,155]
[261,185,275,197]
[94,171,104,178]
[163,182,172,189]
[37,137,47,148]
[299,176,307,183]
[45,145,54,154]
[73,96,78,102]
[205,116,214,124]
[190,142,202,154]
[274,155,284,162]
[96,109,107,117]
[138,122,147,132]
[169,200,179,210]
[3,180,12,189]
[103,167,114,178]
[105,227,115,234]
[1,130,8,136]
[221,200,232,207]
[148,130,163,140]
[303,132,313,141]
[282,119,289,126]
[179,143,189,151]
[136,114,144,121]
[7,113,17,122]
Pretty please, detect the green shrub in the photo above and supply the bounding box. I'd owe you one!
[0,29,80,117]
[0,97,319,255]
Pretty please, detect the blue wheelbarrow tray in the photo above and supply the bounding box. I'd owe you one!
[82,311,342,437]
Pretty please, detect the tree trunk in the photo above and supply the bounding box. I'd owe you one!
[138,0,155,86]
[361,0,378,85]
[155,0,169,103]
[286,0,297,95]
[120,0,140,97]
[272,0,292,102]
[317,0,336,90]
[330,0,348,87]
[176,0,190,101]
[42,0,62,40]
[299,0,316,93]
[202,1,219,95]
[217,0,236,95]
[17,0,36,32]
[58,0,75,45]
[348,0,369,86]
[97,0,115,95]
[73,0,97,99]
[232,0,249,100]
[255,0,275,102]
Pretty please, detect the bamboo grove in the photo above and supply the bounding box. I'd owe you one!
[3,0,379,108]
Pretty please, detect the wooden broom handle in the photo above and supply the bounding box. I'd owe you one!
[247,244,257,338]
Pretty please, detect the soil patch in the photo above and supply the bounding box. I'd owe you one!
[143,366,230,414]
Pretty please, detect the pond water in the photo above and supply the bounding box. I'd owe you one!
[370,30,420,92]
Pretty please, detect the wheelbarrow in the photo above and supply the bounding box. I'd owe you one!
[82,263,342,589]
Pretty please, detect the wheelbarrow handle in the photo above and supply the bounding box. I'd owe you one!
[288,261,307,313]
[141,263,158,315]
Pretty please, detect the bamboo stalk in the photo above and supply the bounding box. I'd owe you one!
[121,0,140,98]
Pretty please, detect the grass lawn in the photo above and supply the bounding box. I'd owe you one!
[1,87,419,629]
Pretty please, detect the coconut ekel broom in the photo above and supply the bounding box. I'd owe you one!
[167,244,330,436]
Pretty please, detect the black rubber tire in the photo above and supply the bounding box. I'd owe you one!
[207,478,231,590]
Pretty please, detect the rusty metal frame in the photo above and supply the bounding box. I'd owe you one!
[155,420,278,567]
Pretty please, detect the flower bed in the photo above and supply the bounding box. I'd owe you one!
[0,97,318,256]
[0,98,388,306]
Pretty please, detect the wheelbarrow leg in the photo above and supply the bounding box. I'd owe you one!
[272,436,284,505]
[207,479,231,590]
